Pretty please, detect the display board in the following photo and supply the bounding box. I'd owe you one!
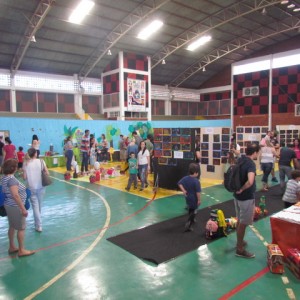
[153,126,233,186]
[153,127,195,189]
[276,125,300,146]
[153,128,194,166]
[197,127,231,179]
[236,126,269,154]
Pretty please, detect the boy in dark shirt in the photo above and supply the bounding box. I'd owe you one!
[178,163,201,232]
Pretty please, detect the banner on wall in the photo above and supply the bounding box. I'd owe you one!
[127,79,146,112]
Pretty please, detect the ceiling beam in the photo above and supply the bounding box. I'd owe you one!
[79,0,170,79]
[10,0,55,75]
[151,0,282,69]
[169,17,300,87]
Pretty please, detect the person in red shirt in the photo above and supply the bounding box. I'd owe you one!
[3,137,17,161]
[17,146,25,170]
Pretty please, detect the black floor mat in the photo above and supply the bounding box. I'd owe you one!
[107,185,284,265]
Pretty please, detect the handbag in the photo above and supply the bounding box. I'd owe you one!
[40,159,52,186]
[25,188,31,210]
[0,185,7,217]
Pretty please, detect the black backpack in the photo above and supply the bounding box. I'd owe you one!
[224,159,244,192]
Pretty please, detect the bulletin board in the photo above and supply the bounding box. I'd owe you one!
[0,130,10,138]
[198,127,231,180]
[236,126,269,154]
[153,127,195,189]
[276,125,300,145]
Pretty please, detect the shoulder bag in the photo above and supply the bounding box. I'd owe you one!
[40,159,52,186]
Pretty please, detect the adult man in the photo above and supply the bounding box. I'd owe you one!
[234,143,259,259]
[145,134,154,173]
[132,131,142,147]
[278,142,299,191]
[80,129,90,174]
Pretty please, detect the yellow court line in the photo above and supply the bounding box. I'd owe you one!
[24,178,111,300]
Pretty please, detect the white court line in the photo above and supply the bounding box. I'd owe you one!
[24,179,111,300]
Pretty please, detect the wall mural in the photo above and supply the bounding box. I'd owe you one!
[0,118,230,156]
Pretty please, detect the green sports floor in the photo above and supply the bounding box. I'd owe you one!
[0,170,299,300]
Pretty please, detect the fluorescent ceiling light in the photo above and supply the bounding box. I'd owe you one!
[280,1,289,4]
[187,35,212,51]
[69,0,95,24]
[137,20,163,40]
[293,7,300,11]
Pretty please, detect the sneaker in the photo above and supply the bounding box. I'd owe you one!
[271,177,278,182]
[125,187,130,191]
[235,249,255,258]
[145,183,149,188]
[35,227,42,232]
[139,188,144,191]
[134,186,137,190]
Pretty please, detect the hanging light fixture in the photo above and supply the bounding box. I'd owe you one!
[162,59,166,65]
[202,66,206,72]
[107,49,112,56]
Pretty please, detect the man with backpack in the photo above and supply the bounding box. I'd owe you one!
[234,143,259,259]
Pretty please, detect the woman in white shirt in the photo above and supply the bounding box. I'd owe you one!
[259,139,277,191]
[23,148,49,232]
[137,141,150,191]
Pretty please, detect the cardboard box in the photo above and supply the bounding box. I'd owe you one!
[267,244,284,274]
[286,248,300,267]
[286,248,300,279]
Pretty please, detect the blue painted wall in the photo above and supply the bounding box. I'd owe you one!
[0,117,230,154]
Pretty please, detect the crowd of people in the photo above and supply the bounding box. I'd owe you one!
[178,130,300,260]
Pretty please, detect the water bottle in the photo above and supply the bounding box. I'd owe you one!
[259,195,266,216]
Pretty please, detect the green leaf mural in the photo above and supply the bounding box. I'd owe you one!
[128,122,153,140]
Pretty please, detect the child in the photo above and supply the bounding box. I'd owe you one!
[125,152,138,191]
[282,169,300,208]
[17,146,25,171]
[178,163,201,232]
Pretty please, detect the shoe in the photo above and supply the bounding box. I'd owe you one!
[261,187,269,192]
[35,227,42,232]
[134,186,137,189]
[235,249,255,258]
[139,188,144,191]
[145,183,149,188]
[271,177,278,182]
[125,187,130,191]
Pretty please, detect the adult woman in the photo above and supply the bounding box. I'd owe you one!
[119,135,128,162]
[229,132,241,164]
[194,139,201,179]
[64,136,73,171]
[23,148,49,232]
[3,137,17,161]
[259,139,277,191]
[32,134,40,158]
[137,141,150,191]
[293,138,300,165]
[100,134,108,163]
[1,159,35,256]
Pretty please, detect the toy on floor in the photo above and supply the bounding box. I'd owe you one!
[64,172,71,180]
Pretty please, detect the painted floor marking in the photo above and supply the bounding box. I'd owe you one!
[24,179,111,300]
